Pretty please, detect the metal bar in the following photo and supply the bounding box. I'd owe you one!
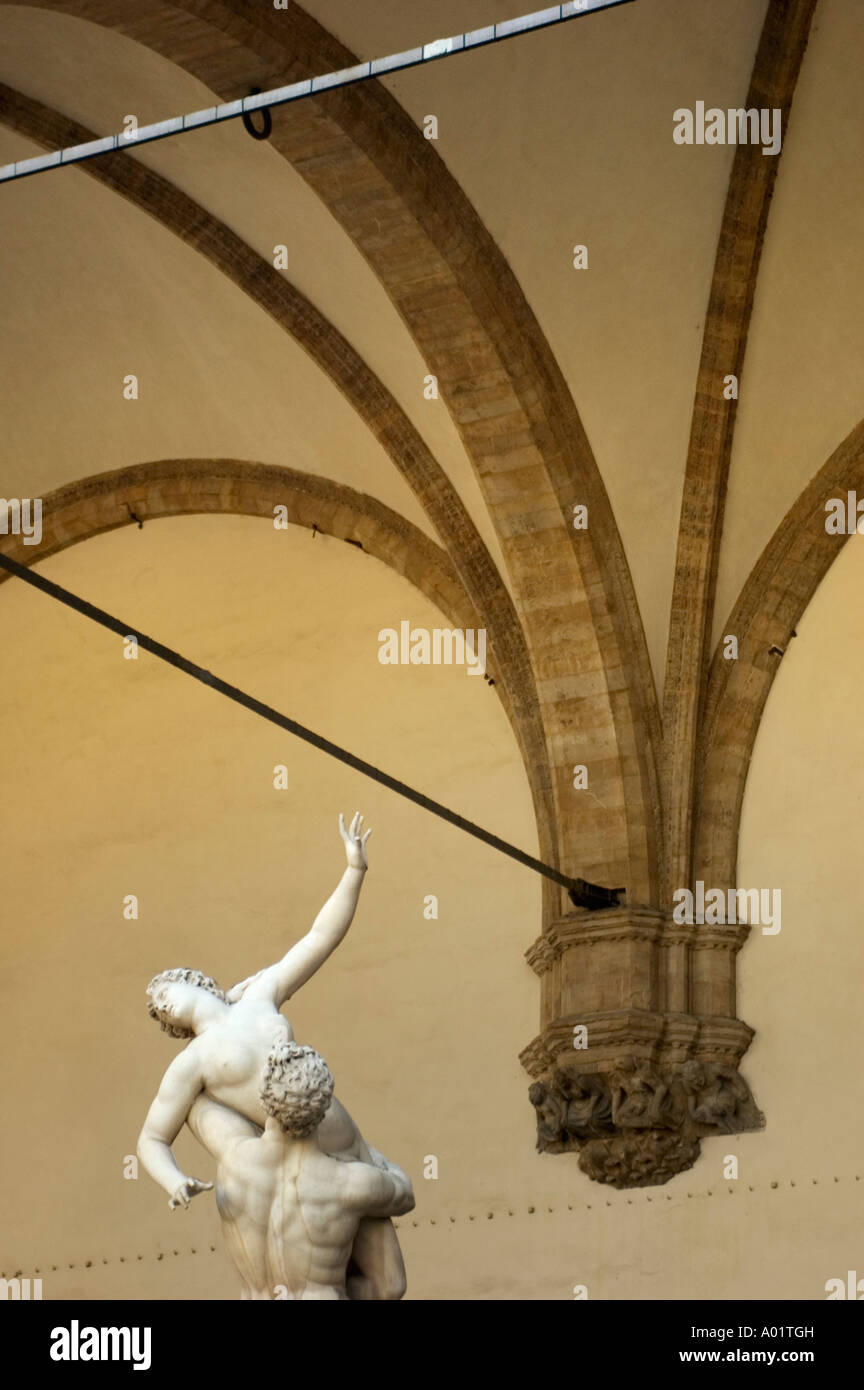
[0,548,592,895]
[0,0,636,184]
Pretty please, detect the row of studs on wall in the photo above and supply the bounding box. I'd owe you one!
[3,1175,859,1276]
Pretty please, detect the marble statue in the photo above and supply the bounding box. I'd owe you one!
[137,813,413,1299]
[186,1040,413,1300]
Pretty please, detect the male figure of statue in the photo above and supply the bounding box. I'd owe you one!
[137,812,407,1299]
[186,1040,414,1300]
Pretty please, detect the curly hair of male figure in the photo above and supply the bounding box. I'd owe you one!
[260,1040,334,1138]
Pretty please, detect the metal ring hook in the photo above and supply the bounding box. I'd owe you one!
[241,88,272,141]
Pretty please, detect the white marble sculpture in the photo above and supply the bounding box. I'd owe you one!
[137,813,414,1300]
[185,1043,413,1299]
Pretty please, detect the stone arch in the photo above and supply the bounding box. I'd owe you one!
[0,457,563,849]
[10,0,661,906]
[0,84,560,896]
[696,414,864,888]
[0,458,476,630]
[662,0,817,904]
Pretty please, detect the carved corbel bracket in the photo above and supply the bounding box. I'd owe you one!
[521,906,762,1186]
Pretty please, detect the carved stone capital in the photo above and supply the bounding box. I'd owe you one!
[519,1034,557,1077]
[525,934,560,976]
[523,900,761,1183]
[690,923,751,953]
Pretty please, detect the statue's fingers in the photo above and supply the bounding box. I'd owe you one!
[338,812,346,839]
[361,828,372,846]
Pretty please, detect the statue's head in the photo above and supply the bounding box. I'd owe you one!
[146,967,229,1039]
[260,1040,334,1137]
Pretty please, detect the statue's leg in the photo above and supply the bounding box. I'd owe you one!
[316,1099,407,1299]
[347,1218,406,1301]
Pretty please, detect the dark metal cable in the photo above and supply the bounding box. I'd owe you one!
[0,550,622,902]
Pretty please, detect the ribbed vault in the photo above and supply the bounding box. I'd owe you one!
[1,0,859,1193]
[0,84,560,894]
[697,414,864,888]
[9,0,663,909]
[662,0,817,903]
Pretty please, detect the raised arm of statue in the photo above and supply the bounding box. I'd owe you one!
[137,1048,213,1209]
[228,813,371,1009]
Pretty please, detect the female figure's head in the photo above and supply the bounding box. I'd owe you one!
[146,967,229,1039]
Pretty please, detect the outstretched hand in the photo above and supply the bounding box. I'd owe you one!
[339,811,372,870]
[169,1176,213,1210]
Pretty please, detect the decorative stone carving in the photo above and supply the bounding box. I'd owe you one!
[556,1068,614,1140]
[678,1060,764,1133]
[528,1054,763,1188]
[609,1057,682,1131]
[578,1131,702,1189]
[520,1035,558,1076]
[527,1080,571,1155]
[525,935,560,975]
[523,904,764,1186]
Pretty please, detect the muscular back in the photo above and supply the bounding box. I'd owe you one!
[216,1136,397,1300]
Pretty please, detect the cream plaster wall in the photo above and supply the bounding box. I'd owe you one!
[1,0,861,1305]
[0,516,539,1299]
[0,4,514,592]
[1,516,861,1300]
[302,0,769,689]
[0,124,438,541]
[714,0,864,644]
[4,0,820,689]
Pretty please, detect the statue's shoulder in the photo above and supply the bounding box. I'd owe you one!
[180,1030,210,1061]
